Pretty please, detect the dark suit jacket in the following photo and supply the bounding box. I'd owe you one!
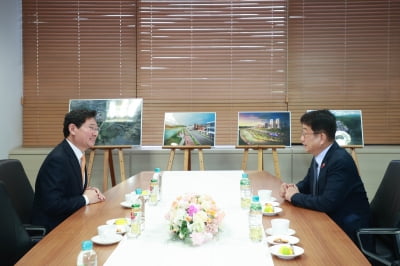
[32,139,87,232]
[291,141,371,242]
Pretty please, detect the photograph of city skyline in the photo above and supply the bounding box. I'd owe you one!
[237,111,291,146]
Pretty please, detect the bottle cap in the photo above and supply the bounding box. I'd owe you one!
[252,195,260,202]
[135,188,142,195]
[131,203,141,208]
[81,240,93,251]
[242,173,248,178]
[154,167,161,172]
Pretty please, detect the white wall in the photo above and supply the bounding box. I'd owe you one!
[0,0,23,159]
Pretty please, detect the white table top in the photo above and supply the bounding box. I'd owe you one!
[105,171,273,266]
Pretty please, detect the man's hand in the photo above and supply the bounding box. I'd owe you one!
[84,187,106,204]
[284,185,299,202]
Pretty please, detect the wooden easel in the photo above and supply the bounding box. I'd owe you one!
[342,145,363,174]
[236,145,285,178]
[86,145,131,191]
[162,145,211,171]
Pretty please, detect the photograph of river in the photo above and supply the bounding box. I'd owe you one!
[69,98,142,145]
[237,111,291,146]
[163,112,216,146]
[330,110,364,146]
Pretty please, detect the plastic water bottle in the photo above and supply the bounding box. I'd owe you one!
[127,209,141,238]
[149,168,161,205]
[77,240,97,266]
[133,188,145,231]
[248,195,263,242]
[240,172,251,209]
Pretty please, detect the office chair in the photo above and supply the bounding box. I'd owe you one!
[0,159,46,240]
[0,181,36,266]
[357,160,400,266]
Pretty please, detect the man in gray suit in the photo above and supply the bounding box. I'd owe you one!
[32,109,106,232]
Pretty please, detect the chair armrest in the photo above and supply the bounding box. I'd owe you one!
[358,227,400,236]
[24,224,47,237]
[357,227,400,266]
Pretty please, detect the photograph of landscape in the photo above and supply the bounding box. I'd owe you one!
[331,110,364,146]
[237,111,291,146]
[69,98,142,146]
[163,112,216,146]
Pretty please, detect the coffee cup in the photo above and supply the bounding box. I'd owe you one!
[271,218,290,235]
[98,224,117,240]
[258,189,272,203]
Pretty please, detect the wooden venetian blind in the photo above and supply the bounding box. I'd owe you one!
[22,0,137,146]
[137,0,288,145]
[288,0,400,144]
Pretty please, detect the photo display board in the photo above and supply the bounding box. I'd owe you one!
[163,112,216,146]
[237,111,291,146]
[69,98,143,146]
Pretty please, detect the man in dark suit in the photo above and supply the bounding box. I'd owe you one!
[280,109,371,244]
[32,109,106,232]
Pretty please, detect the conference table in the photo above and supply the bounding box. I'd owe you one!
[16,171,370,265]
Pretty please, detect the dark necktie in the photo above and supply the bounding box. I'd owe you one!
[312,161,319,195]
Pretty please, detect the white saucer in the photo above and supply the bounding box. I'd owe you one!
[269,244,304,260]
[262,207,282,216]
[266,235,300,245]
[91,234,123,245]
[120,201,132,208]
[261,198,280,207]
[265,228,296,236]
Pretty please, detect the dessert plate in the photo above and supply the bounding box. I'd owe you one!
[91,234,123,245]
[262,207,282,216]
[270,244,304,260]
[266,235,300,245]
[120,201,132,208]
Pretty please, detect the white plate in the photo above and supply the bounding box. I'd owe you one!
[269,244,304,260]
[120,201,132,208]
[91,234,123,245]
[262,201,280,207]
[106,218,130,234]
[266,235,300,245]
[265,228,296,236]
[262,207,283,216]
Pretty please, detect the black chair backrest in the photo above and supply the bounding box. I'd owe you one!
[0,159,35,224]
[370,160,400,228]
[0,181,32,266]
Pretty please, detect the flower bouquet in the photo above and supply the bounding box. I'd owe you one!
[165,193,225,246]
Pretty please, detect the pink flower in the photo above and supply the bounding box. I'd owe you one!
[187,204,198,216]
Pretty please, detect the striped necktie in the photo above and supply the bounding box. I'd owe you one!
[80,155,86,187]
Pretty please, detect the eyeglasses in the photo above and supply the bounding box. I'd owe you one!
[301,131,319,137]
[86,125,100,132]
